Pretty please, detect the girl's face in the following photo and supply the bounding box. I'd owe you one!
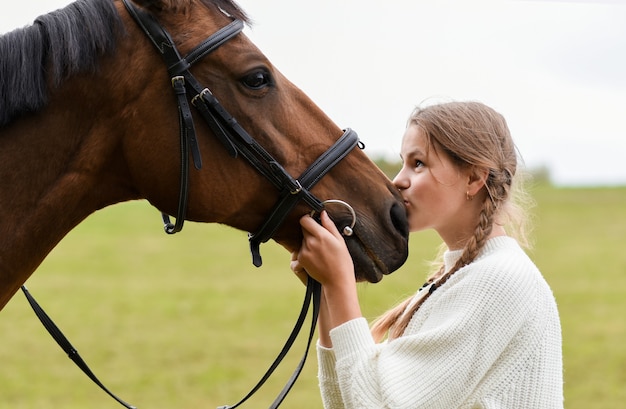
[393,125,475,245]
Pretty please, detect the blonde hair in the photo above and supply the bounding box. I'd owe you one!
[371,101,534,342]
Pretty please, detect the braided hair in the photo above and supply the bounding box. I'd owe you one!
[371,101,532,342]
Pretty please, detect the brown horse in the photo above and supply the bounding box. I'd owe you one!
[0,0,408,312]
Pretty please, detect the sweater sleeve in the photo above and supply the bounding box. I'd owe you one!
[326,260,537,409]
[317,342,346,408]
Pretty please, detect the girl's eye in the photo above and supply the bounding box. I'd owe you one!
[241,70,273,90]
[414,160,424,169]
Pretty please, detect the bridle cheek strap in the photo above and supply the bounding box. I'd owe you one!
[162,76,202,234]
[123,0,244,235]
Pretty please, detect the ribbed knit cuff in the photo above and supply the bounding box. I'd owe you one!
[316,341,338,380]
[329,317,375,361]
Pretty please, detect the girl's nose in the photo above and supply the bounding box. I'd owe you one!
[392,168,409,190]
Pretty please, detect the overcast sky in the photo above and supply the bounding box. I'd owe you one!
[2,0,625,186]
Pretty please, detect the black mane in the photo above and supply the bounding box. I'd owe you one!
[0,0,251,128]
[0,0,122,127]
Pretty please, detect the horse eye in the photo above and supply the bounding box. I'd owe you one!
[241,70,272,90]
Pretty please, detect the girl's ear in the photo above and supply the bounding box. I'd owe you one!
[466,166,489,196]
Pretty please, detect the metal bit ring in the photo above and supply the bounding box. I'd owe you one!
[310,199,356,236]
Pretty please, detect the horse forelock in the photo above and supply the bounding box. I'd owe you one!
[0,0,123,128]
[202,0,250,23]
[143,0,250,23]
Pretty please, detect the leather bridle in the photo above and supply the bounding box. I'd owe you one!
[22,1,364,408]
[121,0,360,267]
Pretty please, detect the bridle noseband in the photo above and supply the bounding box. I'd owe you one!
[22,2,364,409]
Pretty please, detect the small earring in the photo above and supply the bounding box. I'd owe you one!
[466,191,473,201]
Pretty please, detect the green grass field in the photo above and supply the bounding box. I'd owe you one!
[1,183,624,408]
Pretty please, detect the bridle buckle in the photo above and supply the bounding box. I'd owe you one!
[171,75,185,88]
[290,180,303,195]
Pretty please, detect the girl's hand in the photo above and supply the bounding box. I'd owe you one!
[290,251,308,286]
[294,211,362,342]
[296,211,356,290]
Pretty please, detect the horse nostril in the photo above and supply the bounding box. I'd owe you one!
[390,202,409,238]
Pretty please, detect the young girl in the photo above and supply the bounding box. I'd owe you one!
[291,101,563,408]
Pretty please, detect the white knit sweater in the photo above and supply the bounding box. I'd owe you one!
[317,236,563,408]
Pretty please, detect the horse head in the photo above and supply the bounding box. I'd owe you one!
[0,0,408,310]
[117,0,409,281]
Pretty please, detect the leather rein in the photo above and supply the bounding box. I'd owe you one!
[22,0,363,408]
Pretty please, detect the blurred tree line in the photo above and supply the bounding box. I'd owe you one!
[372,157,401,179]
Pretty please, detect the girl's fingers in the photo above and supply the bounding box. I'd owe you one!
[319,210,342,239]
[300,211,341,238]
[290,256,302,273]
[290,251,306,273]
[290,251,309,285]
[299,213,320,234]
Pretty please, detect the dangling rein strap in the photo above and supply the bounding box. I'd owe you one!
[21,277,321,409]
[20,286,137,409]
[217,276,321,409]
